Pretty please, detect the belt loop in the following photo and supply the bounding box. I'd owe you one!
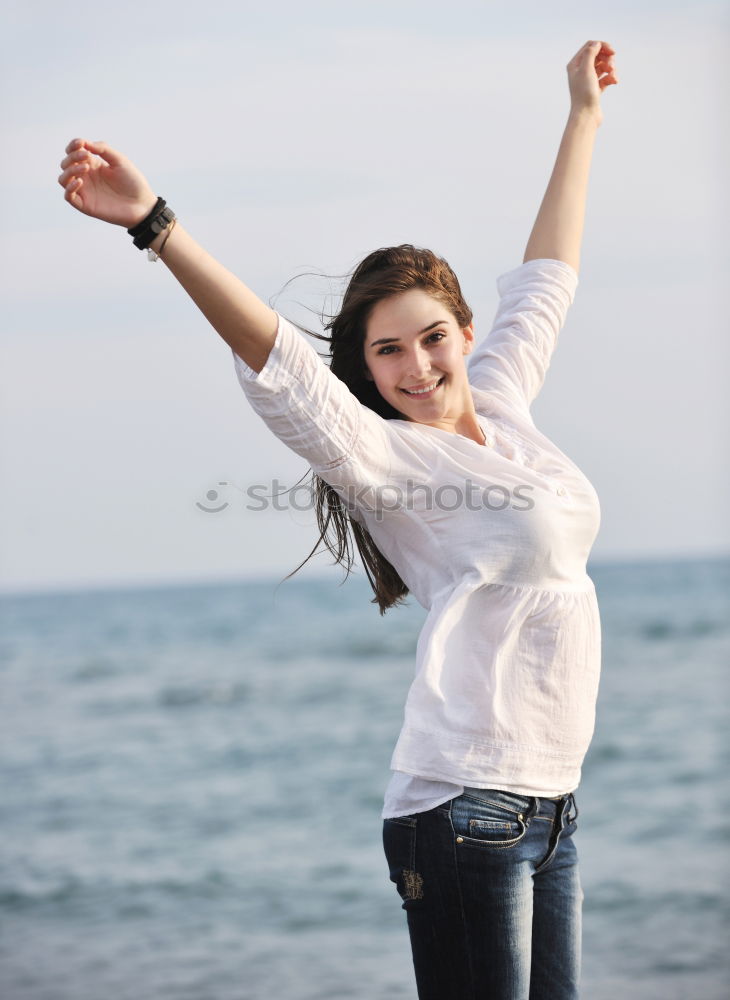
[558,792,575,829]
[556,794,569,831]
[569,792,579,823]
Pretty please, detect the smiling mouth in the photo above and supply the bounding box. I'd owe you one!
[400,376,445,397]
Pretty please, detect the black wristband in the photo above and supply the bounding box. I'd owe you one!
[127,197,176,250]
[127,197,166,237]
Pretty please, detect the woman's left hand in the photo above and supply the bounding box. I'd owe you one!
[567,40,618,123]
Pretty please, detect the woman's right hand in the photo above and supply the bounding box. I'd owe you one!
[58,138,158,228]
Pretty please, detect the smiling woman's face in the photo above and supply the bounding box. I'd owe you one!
[362,288,476,429]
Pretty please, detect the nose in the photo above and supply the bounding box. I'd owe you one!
[404,344,433,379]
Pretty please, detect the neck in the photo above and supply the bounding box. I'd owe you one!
[414,410,486,446]
[449,397,486,445]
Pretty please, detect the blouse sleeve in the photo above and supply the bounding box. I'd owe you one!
[467,258,578,418]
[231,313,392,496]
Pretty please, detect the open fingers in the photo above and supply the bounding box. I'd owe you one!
[57,160,89,187]
[82,139,122,166]
[569,40,614,68]
[58,142,93,187]
[63,137,122,166]
[596,64,618,84]
[598,70,618,89]
[595,49,618,84]
[59,146,91,172]
[568,40,618,87]
[590,40,617,75]
[592,40,615,56]
[584,39,614,57]
[61,173,84,207]
[58,164,83,191]
[58,142,90,202]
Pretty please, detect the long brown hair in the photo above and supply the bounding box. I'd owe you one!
[283,245,473,614]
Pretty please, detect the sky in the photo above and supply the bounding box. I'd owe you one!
[1,0,728,594]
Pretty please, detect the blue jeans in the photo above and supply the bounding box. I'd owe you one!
[382,787,582,1000]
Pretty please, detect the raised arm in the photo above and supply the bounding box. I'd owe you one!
[58,138,395,502]
[523,40,618,273]
[58,138,278,372]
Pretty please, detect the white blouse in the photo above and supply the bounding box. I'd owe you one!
[232,258,602,819]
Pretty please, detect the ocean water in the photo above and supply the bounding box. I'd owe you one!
[1,556,728,1000]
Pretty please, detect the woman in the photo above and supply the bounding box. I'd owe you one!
[58,39,617,1000]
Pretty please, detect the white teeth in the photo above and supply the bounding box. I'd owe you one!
[403,378,442,395]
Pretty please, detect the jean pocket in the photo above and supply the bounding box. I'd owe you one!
[451,792,530,850]
[383,817,424,906]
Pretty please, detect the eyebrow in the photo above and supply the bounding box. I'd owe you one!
[368,320,447,349]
